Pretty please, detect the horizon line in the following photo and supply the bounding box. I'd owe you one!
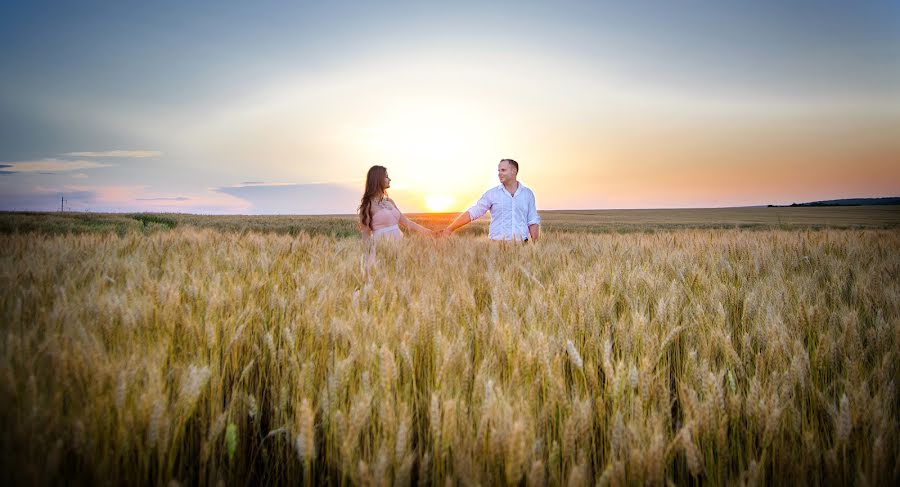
[3,201,899,217]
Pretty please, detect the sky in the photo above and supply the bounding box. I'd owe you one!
[1,0,898,214]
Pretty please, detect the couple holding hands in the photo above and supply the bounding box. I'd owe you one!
[358,159,540,244]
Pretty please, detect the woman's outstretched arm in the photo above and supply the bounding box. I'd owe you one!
[391,199,431,235]
[399,213,432,235]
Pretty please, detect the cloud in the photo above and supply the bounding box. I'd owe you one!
[0,159,115,173]
[0,184,250,213]
[230,181,298,188]
[32,185,65,194]
[213,182,360,214]
[62,150,162,158]
[136,196,190,201]
[71,173,89,179]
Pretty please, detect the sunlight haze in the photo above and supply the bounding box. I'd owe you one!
[1,0,898,213]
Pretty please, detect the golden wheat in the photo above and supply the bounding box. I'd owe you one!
[0,226,898,485]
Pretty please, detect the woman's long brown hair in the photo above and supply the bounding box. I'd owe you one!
[358,165,388,230]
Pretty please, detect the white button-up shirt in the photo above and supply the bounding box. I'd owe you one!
[467,182,540,240]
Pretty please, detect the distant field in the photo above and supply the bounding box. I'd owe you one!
[1,205,898,236]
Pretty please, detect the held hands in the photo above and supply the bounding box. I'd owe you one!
[431,228,452,238]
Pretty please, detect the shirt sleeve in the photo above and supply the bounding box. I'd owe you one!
[527,190,540,225]
[467,191,491,221]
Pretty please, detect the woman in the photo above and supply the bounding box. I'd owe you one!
[358,165,431,244]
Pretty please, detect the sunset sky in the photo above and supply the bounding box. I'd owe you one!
[1,1,898,214]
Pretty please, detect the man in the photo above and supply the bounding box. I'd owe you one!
[441,159,540,241]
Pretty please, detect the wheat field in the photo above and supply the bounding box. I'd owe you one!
[1,223,898,485]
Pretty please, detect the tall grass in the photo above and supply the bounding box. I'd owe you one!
[0,228,897,485]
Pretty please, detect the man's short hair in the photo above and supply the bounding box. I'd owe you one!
[500,159,519,172]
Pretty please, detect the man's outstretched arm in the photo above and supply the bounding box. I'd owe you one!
[442,193,489,237]
[441,212,472,237]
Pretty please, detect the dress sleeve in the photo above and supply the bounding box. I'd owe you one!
[391,199,411,226]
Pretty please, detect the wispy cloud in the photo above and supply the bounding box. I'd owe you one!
[0,149,159,175]
[212,181,359,214]
[228,181,298,188]
[71,173,89,179]
[224,180,364,188]
[62,150,162,158]
[136,196,190,201]
[33,185,66,194]
[0,159,115,174]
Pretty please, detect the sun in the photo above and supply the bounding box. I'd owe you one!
[425,194,454,213]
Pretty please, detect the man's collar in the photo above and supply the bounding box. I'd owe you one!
[500,181,521,196]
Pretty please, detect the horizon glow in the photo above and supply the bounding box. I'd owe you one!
[1,1,898,214]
